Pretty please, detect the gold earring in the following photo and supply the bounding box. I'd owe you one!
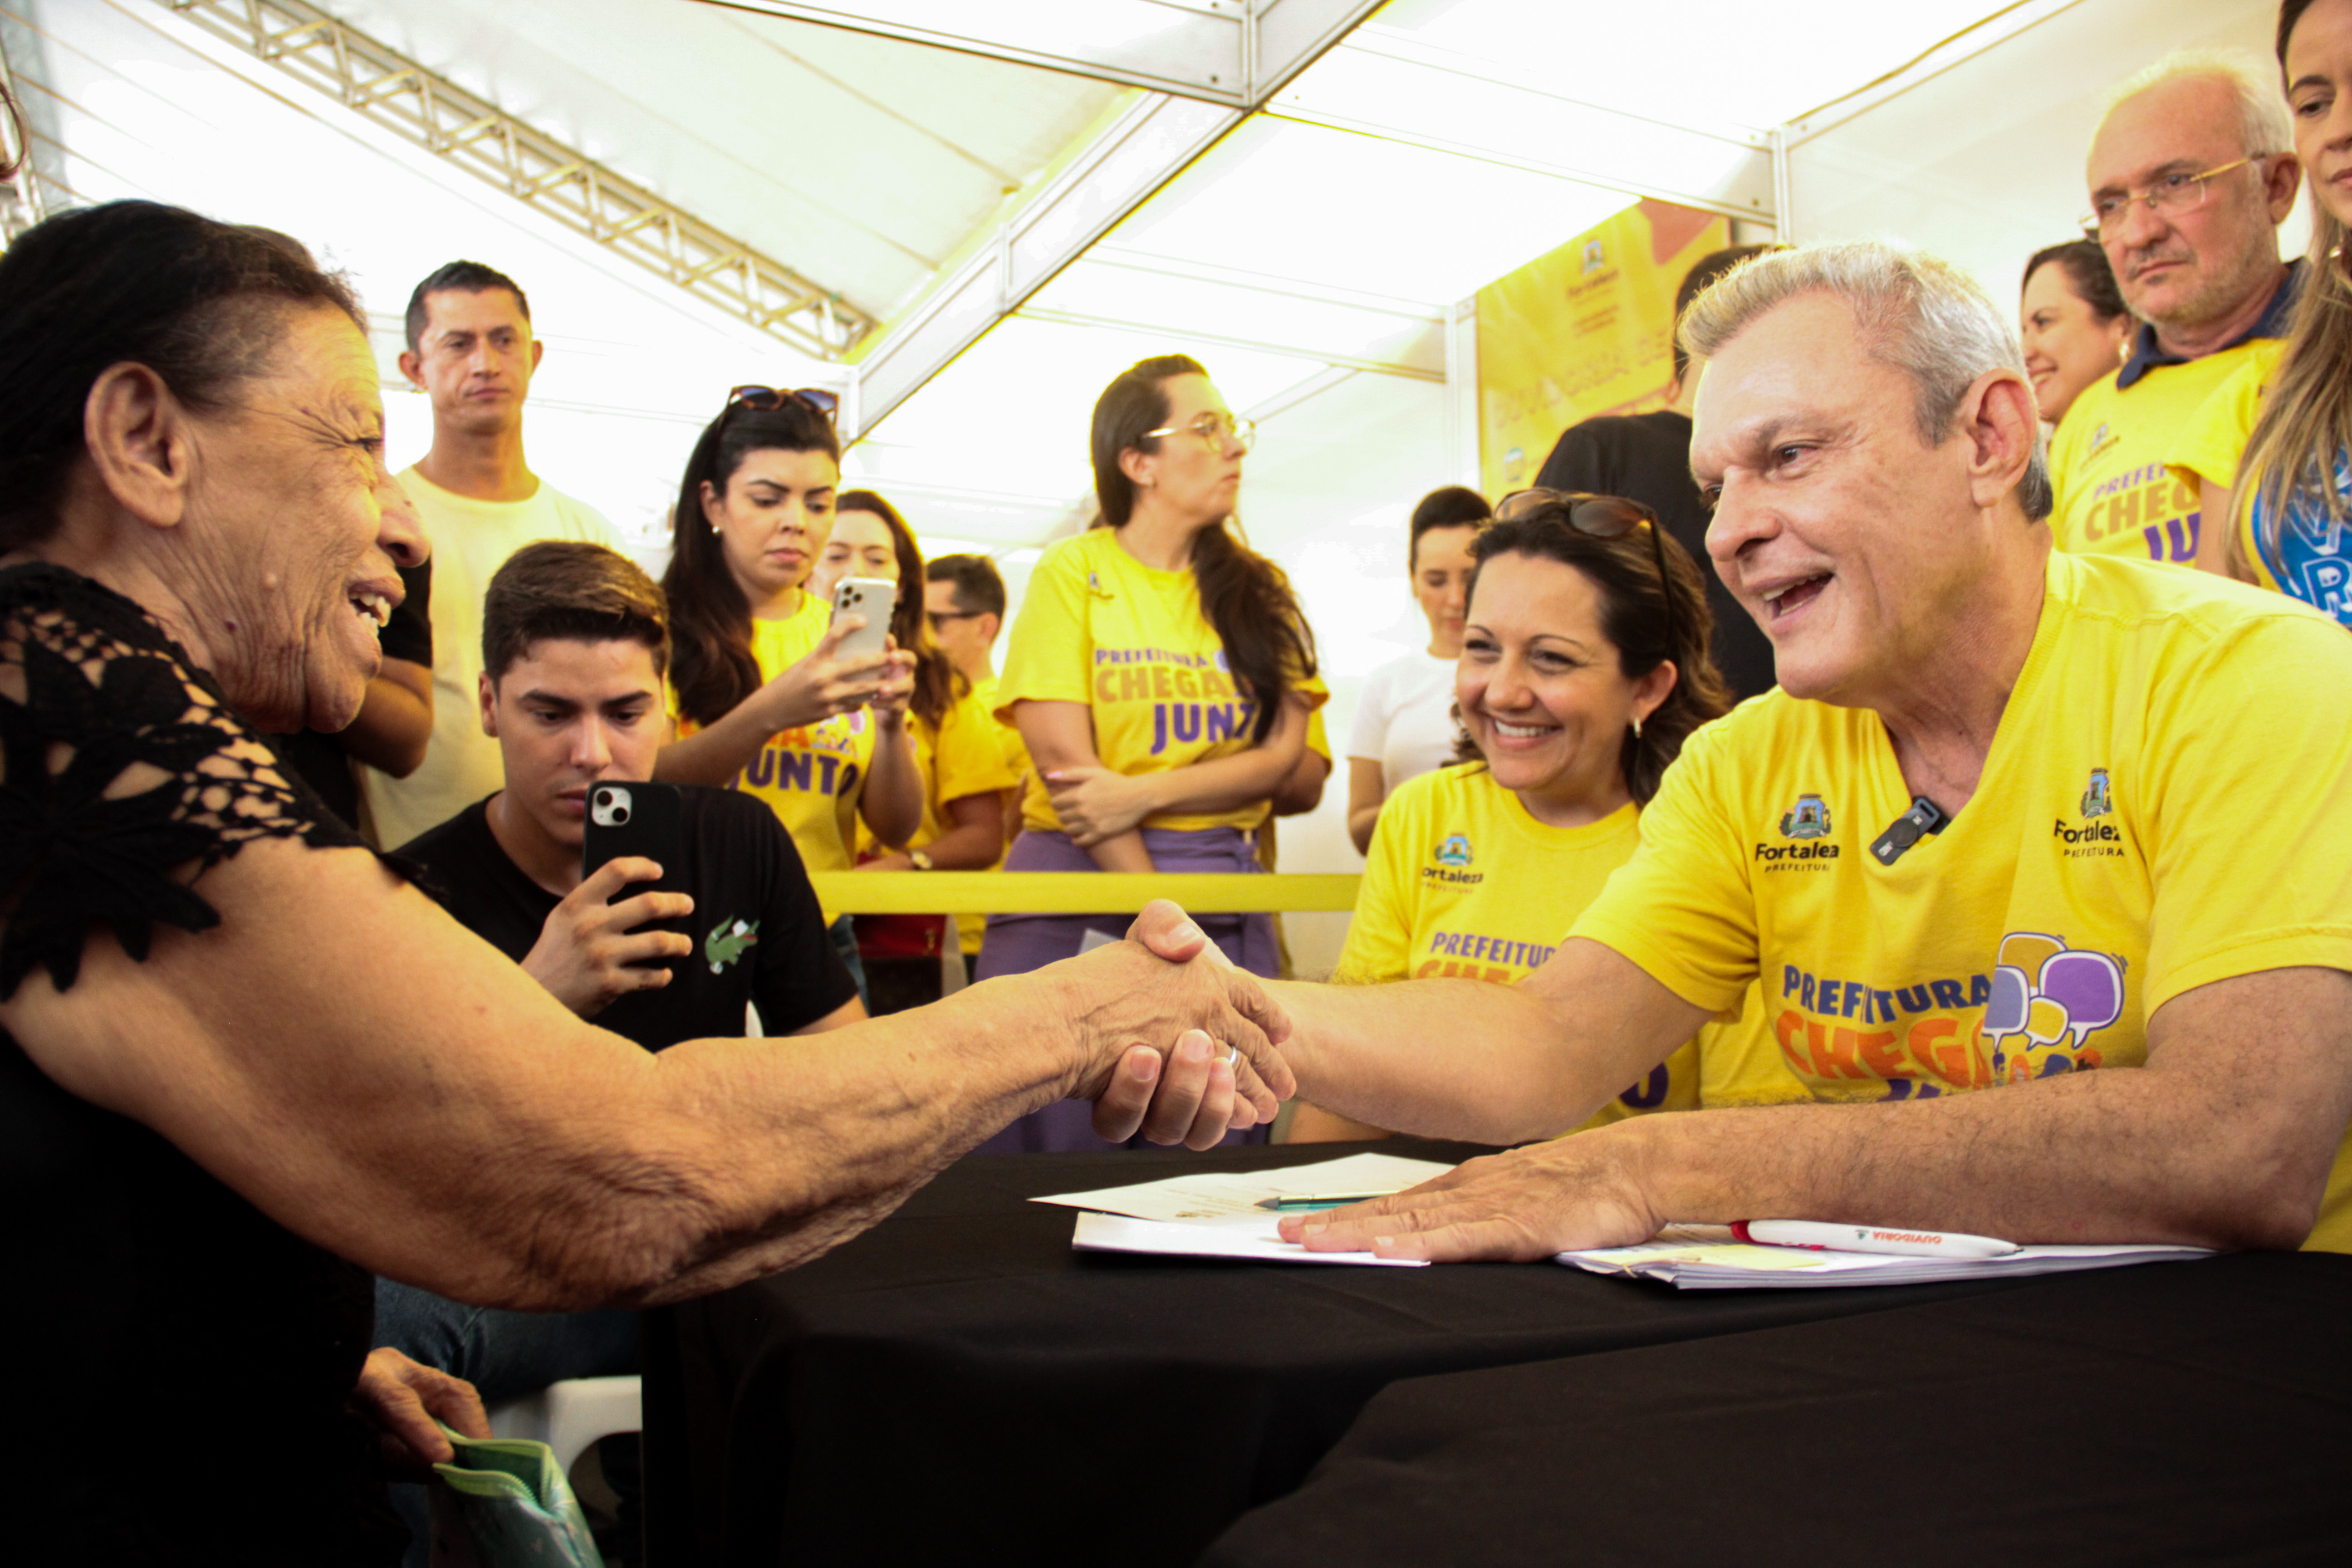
[1632,715,1644,740]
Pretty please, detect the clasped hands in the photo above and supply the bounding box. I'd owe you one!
[1077,899,1665,1262]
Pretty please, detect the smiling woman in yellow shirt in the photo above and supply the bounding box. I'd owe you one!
[834,490,1020,1014]
[1292,493,1794,1141]
[976,354,1325,1153]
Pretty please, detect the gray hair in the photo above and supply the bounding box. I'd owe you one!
[1679,241,2053,521]
[2099,47,2293,158]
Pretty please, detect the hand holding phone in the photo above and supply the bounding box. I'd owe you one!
[524,783,695,1018]
[829,576,898,668]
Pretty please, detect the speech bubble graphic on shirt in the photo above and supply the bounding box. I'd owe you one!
[1982,931,2124,1080]
[2038,948,2125,1054]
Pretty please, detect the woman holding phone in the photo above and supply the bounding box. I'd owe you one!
[976,355,1323,1149]
[655,387,921,998]
[833,490,1020,1013]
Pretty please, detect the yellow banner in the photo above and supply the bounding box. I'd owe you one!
[1476,200,1730,497]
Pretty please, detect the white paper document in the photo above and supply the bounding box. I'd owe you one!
[1555,1225,2213,1290]
[1071,1210,1431,1267]
[1035,1152,1455,1269]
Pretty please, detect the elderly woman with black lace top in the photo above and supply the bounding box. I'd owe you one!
[0,201,1291,1564]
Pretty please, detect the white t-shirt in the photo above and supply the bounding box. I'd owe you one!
[361,466,619,850]
[1345,647,1460,789]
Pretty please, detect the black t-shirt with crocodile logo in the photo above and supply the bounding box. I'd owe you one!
[399,786,855,1049]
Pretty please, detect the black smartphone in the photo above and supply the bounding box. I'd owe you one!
[582,780,686,902]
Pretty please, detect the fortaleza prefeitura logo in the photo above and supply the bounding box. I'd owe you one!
[1757,793,1839,867]
[1434,833,1473,868]
[1780,794,1830,838]
[2056,767,2123,858]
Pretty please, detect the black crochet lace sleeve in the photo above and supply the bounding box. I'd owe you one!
[0,564,370,1000]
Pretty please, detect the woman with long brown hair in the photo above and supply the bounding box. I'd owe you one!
[830,489,1019,1013]
[2178,0,2352,613]
[977,354,1325,1150]
[652,389,922,1000]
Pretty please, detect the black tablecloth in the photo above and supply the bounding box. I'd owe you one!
[645,1140,2044,1566]
[1204,1250,2352,1567]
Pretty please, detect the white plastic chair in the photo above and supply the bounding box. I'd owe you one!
[485,1375,642,1477]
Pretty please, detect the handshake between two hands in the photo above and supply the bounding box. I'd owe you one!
[1077,899,1298,1151]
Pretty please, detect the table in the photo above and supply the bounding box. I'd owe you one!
[643,1140,2042,1566]
[1203,1250,2352,1566]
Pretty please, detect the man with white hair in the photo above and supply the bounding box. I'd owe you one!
[2049,49,2303,562]
[1209,241,2352,1262]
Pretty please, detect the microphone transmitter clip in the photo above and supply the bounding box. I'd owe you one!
[1870,795,1948,866]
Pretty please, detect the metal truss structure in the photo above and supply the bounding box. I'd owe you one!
[706,0,1387,436]
[157,0,875,359]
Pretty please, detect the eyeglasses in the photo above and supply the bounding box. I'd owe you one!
[1142,410,1256,454]
[727,384,840,420]
[2081,156,2260,235]
[1492,489,1678,659]
[925,609,985,631]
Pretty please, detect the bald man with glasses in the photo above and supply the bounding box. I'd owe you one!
[2048,49,2304,565]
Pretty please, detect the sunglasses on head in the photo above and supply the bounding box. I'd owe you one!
[1492,489,1678,656]
[727,384,840,421]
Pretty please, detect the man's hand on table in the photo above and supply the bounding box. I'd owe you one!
[1278,1131,1664,1262]
[1065,899,1296,1150]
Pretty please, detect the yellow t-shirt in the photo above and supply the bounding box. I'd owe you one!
[958,675,1030,956]
[855,682,1021,952]
[995,528,1327,834]
[1569,550,2352,1251]
[2048,339,2277,564]
[1334,764,1798,1130]
[671,593,876,921]
[2169,341,2352,622]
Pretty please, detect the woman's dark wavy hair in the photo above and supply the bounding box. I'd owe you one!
[1452,503,1732,805]
[1088,354,1316,742]
[836,489,961,730]
[0,201,364,551]
[661,397,841,727]
[2022,238,2127,323]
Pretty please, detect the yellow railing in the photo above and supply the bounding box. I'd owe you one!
[806,872,1362,916]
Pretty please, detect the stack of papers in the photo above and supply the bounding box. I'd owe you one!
[1033,1152,1455,1269]
[1556,1225,2212,1289]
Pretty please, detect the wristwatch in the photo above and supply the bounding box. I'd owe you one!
[908,848,935,871]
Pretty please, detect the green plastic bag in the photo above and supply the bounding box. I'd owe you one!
[425,1422,602,1568]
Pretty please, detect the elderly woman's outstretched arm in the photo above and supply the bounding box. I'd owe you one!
[1,830,1290,1311]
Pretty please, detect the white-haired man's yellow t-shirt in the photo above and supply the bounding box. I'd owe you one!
[1572,551,2352,1251]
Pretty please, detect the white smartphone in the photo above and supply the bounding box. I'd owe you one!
[830,576,898,666]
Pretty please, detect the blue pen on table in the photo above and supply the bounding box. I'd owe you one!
[1254,1191,1401,1212]
[1731,1220,2019,1259]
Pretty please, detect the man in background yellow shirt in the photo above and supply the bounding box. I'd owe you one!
[926,554,1026,977]
[1211,241,2352,1263]
[2048,51,2302,564]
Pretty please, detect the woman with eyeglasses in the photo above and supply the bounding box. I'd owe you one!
[1289,493,1792,1142]
[976,354,1325,1150]
[655,387,921,1000]
[826,490,1020,1014]
[2176,0,2352,606]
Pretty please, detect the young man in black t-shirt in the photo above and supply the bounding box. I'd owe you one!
[397,544,860,1045]
[377,542,859,1559]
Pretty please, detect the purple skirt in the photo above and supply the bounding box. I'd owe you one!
[973,826,1276,1155]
